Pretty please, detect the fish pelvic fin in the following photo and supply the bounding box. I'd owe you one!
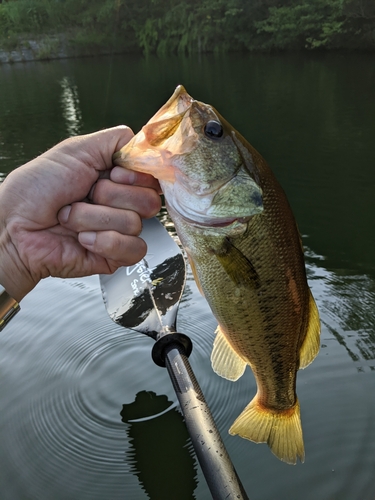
[211,326,247,381]
[299,290,320,369]
[229,395,305,465]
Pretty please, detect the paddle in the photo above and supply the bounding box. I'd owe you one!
[100,217,249,500]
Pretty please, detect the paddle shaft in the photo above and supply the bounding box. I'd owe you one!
[164,342,249,500]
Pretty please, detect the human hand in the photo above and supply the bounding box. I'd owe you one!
[0,126,161,302]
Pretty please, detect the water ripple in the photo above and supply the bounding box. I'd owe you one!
[1,240,375,499]
[0,276,180,499]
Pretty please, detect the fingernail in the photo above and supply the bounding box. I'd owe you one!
[126,171,136,184]
[111,167,136,184]
[59,205,71,223]
[79,231,97,247]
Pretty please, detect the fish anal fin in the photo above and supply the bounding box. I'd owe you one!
[299,291,320,369]
[229,396,305,465]
[214,238,259,288]
[211,326,246,381]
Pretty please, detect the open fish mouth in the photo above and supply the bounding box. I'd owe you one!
[113,85,198,182]
[165,202,252,230]
[184,216,239,228]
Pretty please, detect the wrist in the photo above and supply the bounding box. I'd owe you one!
[0,284,20,331]
[0,221,36,303]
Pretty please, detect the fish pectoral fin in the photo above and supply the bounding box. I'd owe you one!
[299,291,320,369]
[229,396,305,465]
[186,252,205,298]
[213,238,259,288]
[211,326,247,381]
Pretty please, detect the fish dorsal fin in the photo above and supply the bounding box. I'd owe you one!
[214,238,259,288]
[211,326,247,381]
[299,291,320,369]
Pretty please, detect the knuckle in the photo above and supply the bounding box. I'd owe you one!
[91,179,111,205]
[97,231,120,254]
[71,203,90,228]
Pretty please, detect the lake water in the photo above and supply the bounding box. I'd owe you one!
[1,52,375,500]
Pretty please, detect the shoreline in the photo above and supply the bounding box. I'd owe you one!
[0,35,124,64]
[0,35,68,64]
[1,35,374,65]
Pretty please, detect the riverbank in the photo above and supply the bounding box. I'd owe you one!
[0,36,65,64]
[1,0,374,65]
[0,34,125,64]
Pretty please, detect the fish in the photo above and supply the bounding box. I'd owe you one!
[113,85,320,465]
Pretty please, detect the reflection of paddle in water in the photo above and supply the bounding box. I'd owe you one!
[121,391,198,499]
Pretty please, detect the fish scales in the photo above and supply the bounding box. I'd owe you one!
[174,183,308,410]
[114,85,320,464]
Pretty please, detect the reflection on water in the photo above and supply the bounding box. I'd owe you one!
[121,391,198,499]
[60,76,83,137]
[0,231,374,499]
[306,252,375,369]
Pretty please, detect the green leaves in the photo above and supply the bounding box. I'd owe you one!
[0,0,374,53]
[254,0,373,50]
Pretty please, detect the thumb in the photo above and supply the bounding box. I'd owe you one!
[51,125,135,171]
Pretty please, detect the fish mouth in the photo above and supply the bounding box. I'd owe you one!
[162,176,260,231]
[166,201,250,229]
[151,85,193,120]
[198,217,246,228]
[113,85,197,182]
[180,213,251,230]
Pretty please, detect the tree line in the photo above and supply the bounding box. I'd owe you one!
[1,0,374,53]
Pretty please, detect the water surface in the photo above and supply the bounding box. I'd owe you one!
[1,52,375,499]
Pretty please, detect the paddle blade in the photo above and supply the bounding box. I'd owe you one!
[100,218,185,339]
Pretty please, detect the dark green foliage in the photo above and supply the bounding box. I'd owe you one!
[0,0,374,53]
[254,0,375,50]
[254,0,348,50]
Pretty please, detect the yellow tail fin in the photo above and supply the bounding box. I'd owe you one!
[229,395,305,465]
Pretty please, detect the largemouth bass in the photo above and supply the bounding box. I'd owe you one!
[114,85,320,464]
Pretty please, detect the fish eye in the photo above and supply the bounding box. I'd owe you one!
[204,120,223,140]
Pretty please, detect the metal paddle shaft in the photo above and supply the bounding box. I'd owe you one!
[100,217,249,500]
[165,343,248,499]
